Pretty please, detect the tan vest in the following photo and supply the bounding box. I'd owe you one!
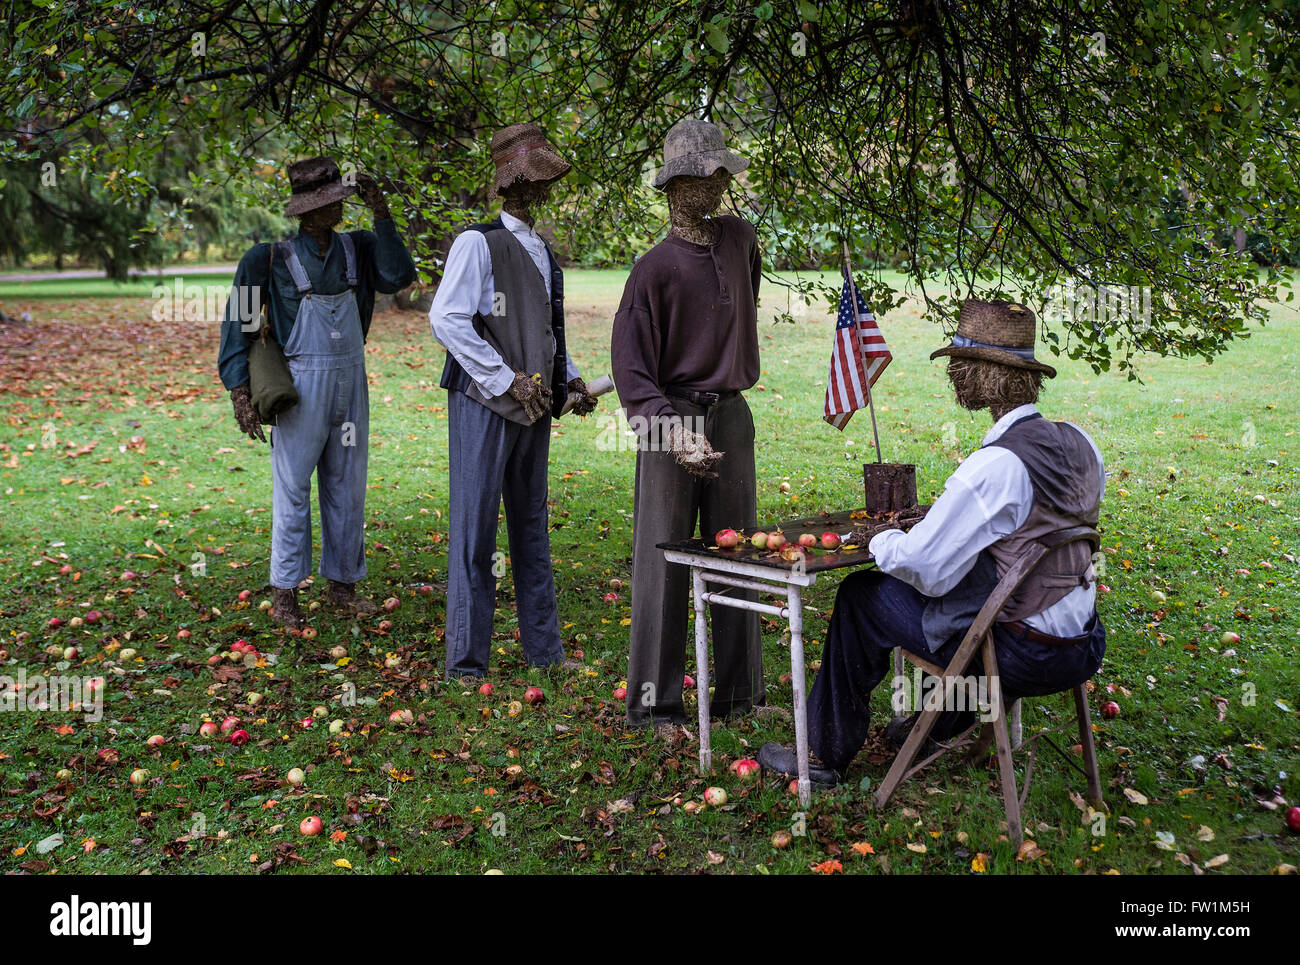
[984,414,1101,621]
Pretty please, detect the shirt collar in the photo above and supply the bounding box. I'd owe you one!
[499,210,537,239]
[982,403,1039,446]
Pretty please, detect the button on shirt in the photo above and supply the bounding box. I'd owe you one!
[428,211,579,398]
[868,404,1106,636]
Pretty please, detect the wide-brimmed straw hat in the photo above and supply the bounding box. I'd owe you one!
[651,118,749,189]
[283,156,357,218]
[930,299,1057,378]
[490,123,571,197]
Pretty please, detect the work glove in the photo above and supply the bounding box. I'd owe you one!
[666,420,723,479]
[566,378,598,417]
[508,371,552,423]
[230,383,266,442]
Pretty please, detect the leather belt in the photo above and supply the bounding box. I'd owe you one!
[1001,619,1092,646]
[664,385,738,407]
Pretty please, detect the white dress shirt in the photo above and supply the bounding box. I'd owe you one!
[428,210,580,398]
[869,404,1105,636]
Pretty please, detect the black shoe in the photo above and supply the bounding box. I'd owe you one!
[756,742,840,787]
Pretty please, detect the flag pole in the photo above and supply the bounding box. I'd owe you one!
[842,237,883,464]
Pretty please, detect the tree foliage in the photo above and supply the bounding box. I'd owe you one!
[3,0,1298,374]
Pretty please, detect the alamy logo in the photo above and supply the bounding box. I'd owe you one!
[49,895,151,945]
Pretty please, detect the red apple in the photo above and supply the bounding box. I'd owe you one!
[683,674,696,689]
[237,589,252,602]
[299,816,323,836]
[478,682,495,696]
[731,758,760,780]
[299,717,314,729]
[207,654,222,667]
[146,735,166,748]
[59,564,73,575]
[232,639,251,653]
[121,570,137,581]
[1100,700,1120,719]
[1220,632,1241,646]
[612,687,627,700]
[715,528,739,548]
[47,617,63,629]
[220,715,240,735]
[84,610,101,624]
[96,748,119,765]
[603,592,619,603]
[229,729,250,746]
[129,768,150,786]
[766,532,786,551]
[524,686,545,706]
[198,721,220,739]
[1286,807,1300,833]
[788,779,801,796]
[703,787,728,806]
[821,532,842,550]
[383,597,400,612]
[388,709,414,726]
[798,533,817,549]
[417,583,434,596]
[176,629,191,641]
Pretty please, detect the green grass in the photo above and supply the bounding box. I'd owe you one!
[0,269,1297,875]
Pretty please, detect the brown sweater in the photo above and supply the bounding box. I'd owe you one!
[611,214,761,428]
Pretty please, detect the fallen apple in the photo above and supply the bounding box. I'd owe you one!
[771,830,793,848]
[121,570,138,581]
[417,583,435,596]
[232,639,251,653]
[731,758,760,780]
[47,617,63,629]
[479,682,495,696]
[246,692,263,706]
[750,531,768,549]
[84,610,101,625]
[96,748,119,765]
[1220,631,1241,646]
[220,716,240,735]
[129,768,150,786]
[383,597,400,612]
[207,654,222,667]
[258,600,272,611]
[1286,807,1300,833]
[524,686,545,706]
[821,532,842,550]
[313,705,328,718]
[329,719,345,734]
[798,533,817,549]
[384,654,402,669]
[146,735,166,748]
[198,721,220,739]
[301,626,318,640]
[779,481,791,493]
[1100,700,1120,719]
[683,674,696,689]
[703,787,728,807]
[59,564,73,575]
[55,768,73,781]
[329,645,349,660]
[119,647,137,662]
[62,646,78,661]
[388,709,414,726]
[176,629,191,641]
[602,592,619,603]
[377,620,393,632]
[507,700,523,717]
[505,764,524,778]
[612,687,627,700]
[69,617,83,628]
[298,717,314,729]
[715,528,740,548]
[788,779,801,796]
[609,578,624,590]
[1150,589,1167,605]
[299,816,323,837]
[229,729,250,746]
[287,767,306,786]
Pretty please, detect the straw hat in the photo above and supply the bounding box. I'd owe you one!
[930,300,1057,377]
[651,119,749,189]
[283,157,356,218]
[490,123,571,196]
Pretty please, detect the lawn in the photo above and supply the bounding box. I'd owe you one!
[0,267,1297,875]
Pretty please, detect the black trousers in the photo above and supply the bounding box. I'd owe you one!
[808,569,1106,773]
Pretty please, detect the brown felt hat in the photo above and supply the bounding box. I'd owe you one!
[930,299,1057,378]
[490,123,571,197]
[283,156,356,218]
[651,118,749,189]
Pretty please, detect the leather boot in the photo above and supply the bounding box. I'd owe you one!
[327,580,378,615]
[271,587,304,628]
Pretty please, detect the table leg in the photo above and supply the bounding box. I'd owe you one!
[691,566,712,776]
[787,583,811,809]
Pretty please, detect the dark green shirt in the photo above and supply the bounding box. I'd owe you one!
[217,219,416,389]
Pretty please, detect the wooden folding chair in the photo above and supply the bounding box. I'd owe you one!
[873,526,1106,846]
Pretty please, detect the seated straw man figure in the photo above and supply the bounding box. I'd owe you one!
[757,300,1107,785]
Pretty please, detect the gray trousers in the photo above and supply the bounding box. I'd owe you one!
[625,393,764,726]
[445,389,565,678]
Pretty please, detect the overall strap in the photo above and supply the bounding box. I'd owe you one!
[278,241,312,294]
[338,232,359,288]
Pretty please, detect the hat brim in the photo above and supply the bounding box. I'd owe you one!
[652,149,749,189]
[284,181,357,218]
[493,144,572,196]
[930,344,1057,378]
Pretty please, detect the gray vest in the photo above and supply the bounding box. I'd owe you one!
[438,221,567,425]
[921,413,1101,650]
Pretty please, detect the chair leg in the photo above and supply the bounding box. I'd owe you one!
[874,699,947,811]
[1008,699,1022,750]
[983,638,1022,847]
[891,647,906,718]
[1073,683,1105,809]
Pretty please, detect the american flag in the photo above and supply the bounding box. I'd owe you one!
[824,275,891,429]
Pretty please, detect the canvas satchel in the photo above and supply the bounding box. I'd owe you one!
[247,244,299,424]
